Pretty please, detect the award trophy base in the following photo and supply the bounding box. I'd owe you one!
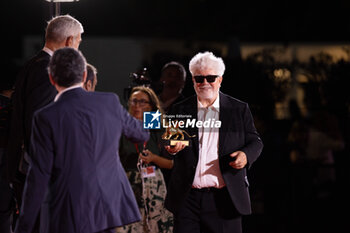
[161,126,195,148]
[161,139,191,147]
[169,139,190,146]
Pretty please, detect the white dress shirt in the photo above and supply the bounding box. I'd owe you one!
[192,95,226,189]
[42,47,53,56]
[54,84,83,102]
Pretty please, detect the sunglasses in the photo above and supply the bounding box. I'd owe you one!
[194,75,219,83]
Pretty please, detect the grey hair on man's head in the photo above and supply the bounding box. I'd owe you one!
[45,14,84,43]
[189,51,225,76]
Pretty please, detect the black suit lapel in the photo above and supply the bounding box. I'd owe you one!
[175,95,199,157]
[219,92,229,157]
[187,97,199,156]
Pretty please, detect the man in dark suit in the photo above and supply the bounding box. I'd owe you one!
[6,15,84,217]
[15,47,149,233]
[164,51,263,233]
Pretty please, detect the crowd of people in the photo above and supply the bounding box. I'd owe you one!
[0,14,264,233]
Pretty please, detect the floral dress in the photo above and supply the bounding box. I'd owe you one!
[116,131,173,233]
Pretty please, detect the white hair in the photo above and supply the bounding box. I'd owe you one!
[45,14,84,43]
[189,51,225,76]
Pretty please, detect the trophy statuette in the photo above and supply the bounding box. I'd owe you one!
[161,125,196,147]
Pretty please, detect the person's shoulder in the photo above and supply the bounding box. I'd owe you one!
[32,100,57,120]
[88,91,120,100]
[220,92,247,107]
[18,51,51,80]
[173,94,196,107]
[167,95,196,114]
[26,50,51,67]
[35,50,51,61]
[173,94,186,104]
[86,91,122,106]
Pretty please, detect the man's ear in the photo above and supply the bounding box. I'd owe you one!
[82,71,87,84]
[65,36,73,47]
[85,80,92,91]
[218,76,223,85]
[49,73,56,86]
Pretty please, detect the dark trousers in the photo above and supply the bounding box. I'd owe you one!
[12,171,41,233]
[0,178,14,233]
[174,187,242,233]
[0,148,15,233]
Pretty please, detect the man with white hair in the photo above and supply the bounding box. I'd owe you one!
[6,14,84,232]
[164,51,263,233]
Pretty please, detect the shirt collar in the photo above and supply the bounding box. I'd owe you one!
[197,94,220,112]
[42,47,54,56]
[54,84,83,102]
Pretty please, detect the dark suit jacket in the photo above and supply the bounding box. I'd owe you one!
[164,92,263,215]
[15,88,149,233]
[6,50,57,182]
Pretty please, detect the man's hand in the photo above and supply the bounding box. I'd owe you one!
[165,142,185,155]
[229,151,247,169]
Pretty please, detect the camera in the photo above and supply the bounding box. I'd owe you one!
[123,67,152,102]
[129,68,152,87]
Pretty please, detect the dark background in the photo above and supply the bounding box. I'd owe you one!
[2,0,350,59]
[3,0,350,40]
[1,1,350,233]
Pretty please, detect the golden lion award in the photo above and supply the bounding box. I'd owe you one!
[161,122,196,147]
